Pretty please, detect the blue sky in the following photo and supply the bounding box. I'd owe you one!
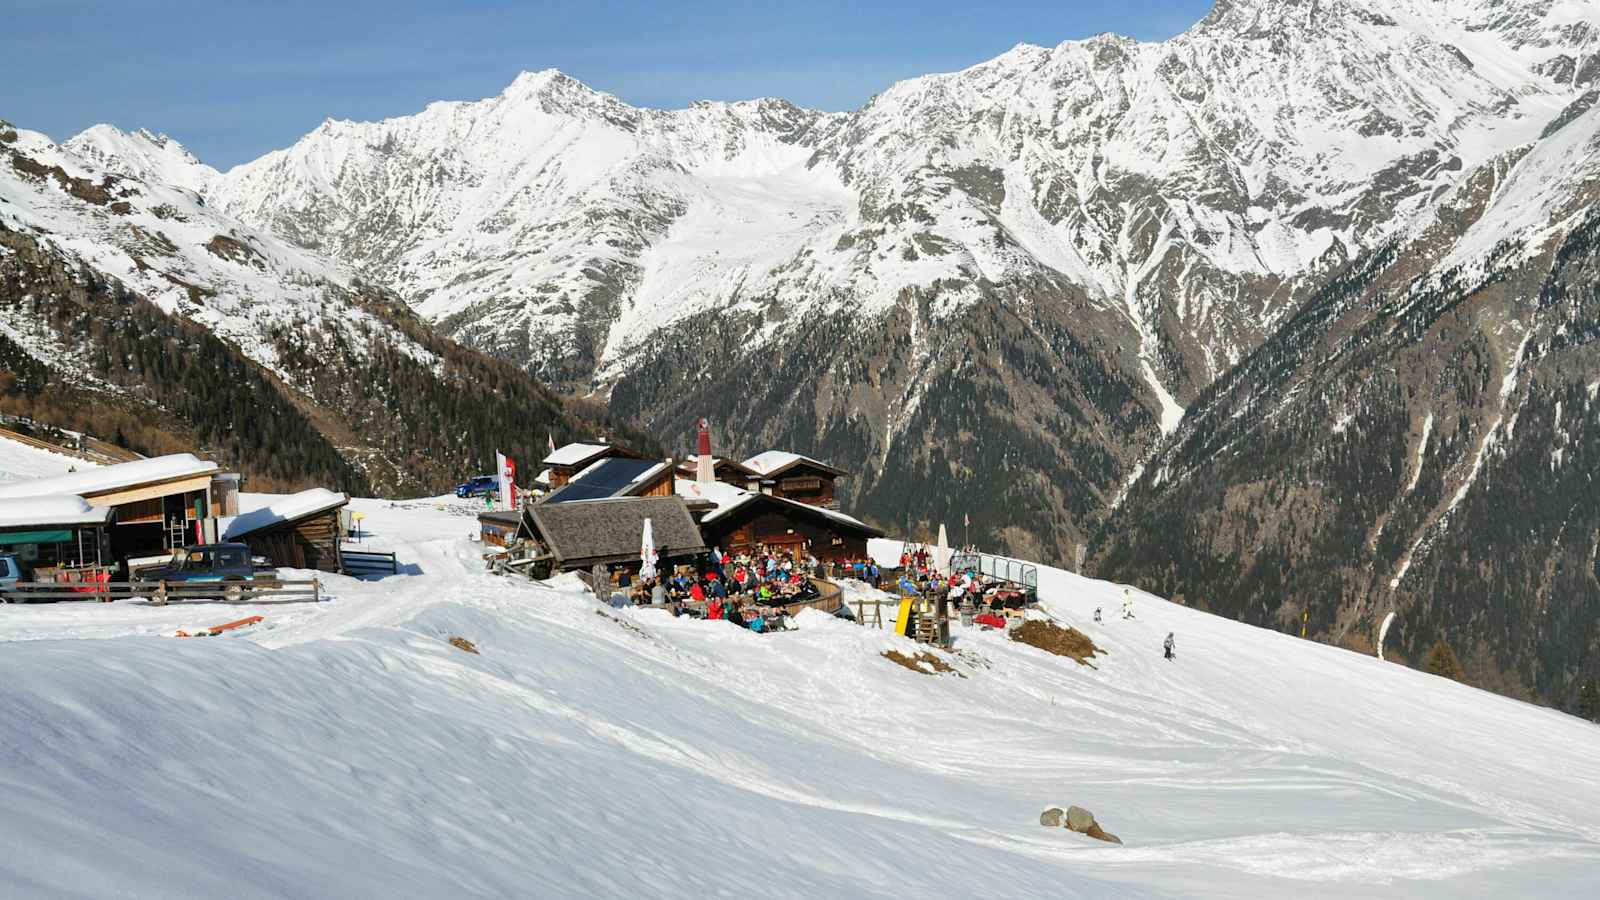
[1,1,1214,169]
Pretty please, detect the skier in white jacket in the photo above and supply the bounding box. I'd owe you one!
[1122,588,1134,620]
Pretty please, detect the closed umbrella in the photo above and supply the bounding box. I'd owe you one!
[935,523,950,575]
[639,517,658,582]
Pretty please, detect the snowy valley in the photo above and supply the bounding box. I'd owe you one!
[1,457,1597,898]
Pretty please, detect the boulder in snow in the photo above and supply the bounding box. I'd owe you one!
[1064,806,1096,833]
[1039,807,1064,827]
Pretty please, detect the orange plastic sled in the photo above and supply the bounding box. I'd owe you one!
[175,616,264,638]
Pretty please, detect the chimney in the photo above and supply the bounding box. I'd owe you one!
[697,417,714,485]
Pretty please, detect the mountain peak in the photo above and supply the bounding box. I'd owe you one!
[64,123,217,193]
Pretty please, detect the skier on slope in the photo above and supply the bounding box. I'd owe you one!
[1094,607,1102,624]
[1164,632,1175,661]
[1122,588,1134,620]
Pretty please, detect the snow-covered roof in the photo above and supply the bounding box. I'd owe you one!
[742,451,846,478]
[0,494,113,529]
[0,454,219,500]
[542,442,612,467]
[223,489,348,540]
[675,478,759,522]
[674,479,878,533]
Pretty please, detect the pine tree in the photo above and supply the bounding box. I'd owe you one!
[1425,641,1465,681]
[1578,678,1600,723]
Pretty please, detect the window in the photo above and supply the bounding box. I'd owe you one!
[218,549,246,567]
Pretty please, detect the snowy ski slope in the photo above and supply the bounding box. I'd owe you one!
[0,493,1596,898]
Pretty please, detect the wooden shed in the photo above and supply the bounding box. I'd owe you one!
[478,509,530,548]
[223,489,348,573]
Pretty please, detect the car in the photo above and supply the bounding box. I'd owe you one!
[0,552,31,602]
[133,543,262,602]
[455,475,498,498]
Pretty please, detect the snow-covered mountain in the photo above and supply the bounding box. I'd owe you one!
[0,120,636,495]
[164,0,1599,550]
[1100,83,1600,705]
[2,496,1597,899]
[200,0,1597,402]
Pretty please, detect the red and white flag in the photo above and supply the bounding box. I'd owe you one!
[548,432,556,455]
[496,451,517,508]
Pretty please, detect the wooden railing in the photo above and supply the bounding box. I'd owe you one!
[1,579,323,604]
[0,424,141,464]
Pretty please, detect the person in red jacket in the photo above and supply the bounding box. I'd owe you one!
[690,581,706,604]
[708,598,724,620]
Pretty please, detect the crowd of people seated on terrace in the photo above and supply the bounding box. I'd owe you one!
[605,544,827,633]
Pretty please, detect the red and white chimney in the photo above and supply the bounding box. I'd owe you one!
[696,417,714,485]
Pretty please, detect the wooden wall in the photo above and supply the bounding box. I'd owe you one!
[703,506,869,562]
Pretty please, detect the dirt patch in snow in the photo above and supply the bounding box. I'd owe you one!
[882,650,962,677]
[448,637,479,655]
[1011,621,1104,667]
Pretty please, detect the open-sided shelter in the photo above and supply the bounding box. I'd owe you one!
[0,495,113,569]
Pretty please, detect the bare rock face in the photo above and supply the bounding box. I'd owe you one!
[1039,807,1064,827]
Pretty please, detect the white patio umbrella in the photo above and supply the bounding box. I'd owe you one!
[935,523,951,575]
[639,517,659,582]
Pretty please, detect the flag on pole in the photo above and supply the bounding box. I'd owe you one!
[548,432,557,455]
[496,450,516,509]
[963,512,970,528]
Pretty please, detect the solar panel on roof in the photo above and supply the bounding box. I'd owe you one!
[543,458,660,504]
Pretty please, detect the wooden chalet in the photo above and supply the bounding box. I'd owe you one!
[223,489,349,573]
[0,495,113,569]
[524,496,706,573]
[0,454,225,563]
[676,478,882,562]
[541,442,646,489]
[742,451,849,509]
[542,456,675,504]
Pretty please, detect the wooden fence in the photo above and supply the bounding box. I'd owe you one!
[1,579,323,605]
